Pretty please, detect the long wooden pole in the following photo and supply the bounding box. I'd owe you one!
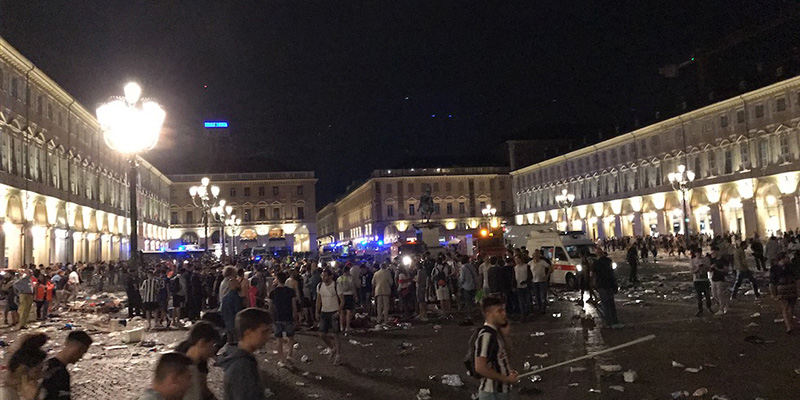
[518,334,656,379]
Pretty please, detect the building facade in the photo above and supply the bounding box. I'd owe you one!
[512,75,800,240]
[0,37,170,268]
[323,167,512,247]
[168,172,317,254]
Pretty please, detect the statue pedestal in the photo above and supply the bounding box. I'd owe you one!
[413,223,443,250]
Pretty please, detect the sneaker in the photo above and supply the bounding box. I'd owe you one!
[332,354,341,366]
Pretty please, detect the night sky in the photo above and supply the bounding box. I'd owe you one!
[0,1,796,206]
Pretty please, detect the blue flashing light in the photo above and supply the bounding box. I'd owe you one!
[255,256,262,261]
[431,114,436,118]
[378,240,384,246]
[204,121,229,128]
[177,245,186,251]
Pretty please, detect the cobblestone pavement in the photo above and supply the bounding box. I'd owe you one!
[1,255,799,399]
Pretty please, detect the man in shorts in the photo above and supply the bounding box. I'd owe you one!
[268,272,297,368]
[140,269,163,330]
[336,265,356,333]
[316,269,342,366]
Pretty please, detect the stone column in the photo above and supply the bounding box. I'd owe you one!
[66,230,75,264]
[632,212,643,237]
[781,195,800,233]
[23,225,33,265]
[656,210,667,235]
[47,227,56,265]
[596,217,606,239]
[743,199,759,238]
[709,204,723,236]
[614,215,623,238]
[0,223,6,269]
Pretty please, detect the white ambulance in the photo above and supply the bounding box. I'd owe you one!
[525,225,600,289]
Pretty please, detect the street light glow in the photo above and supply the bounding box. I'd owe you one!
[96,83,165,154]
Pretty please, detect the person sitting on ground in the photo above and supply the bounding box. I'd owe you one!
[41,330,92,400]
[138,353,194,400]
[218,308,272,400]
[1,333,48,400]
[174,321,221,400]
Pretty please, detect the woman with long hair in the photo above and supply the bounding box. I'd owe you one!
[175,321,221,400]
[0,333,48,400]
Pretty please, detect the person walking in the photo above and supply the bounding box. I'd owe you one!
[690,248,714,316]
[626,245,639,284]
[473,295,518,399]
[140,270,163,331]
[268,272,297,368]
[731,241,760,299]
[14,271,34,329]
[42,331,92,400]
[316,269,342,366]
[33,275,54,321]
[768,252,797,334]
[174,322,221,400]
[594,250,620,328]
[751,235,766,271]
[372,262,393,325]
[765,236,781,269]
[709,246,730,315]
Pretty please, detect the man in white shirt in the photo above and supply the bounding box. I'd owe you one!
[529,250,550,314]
[68,267,80,303]
[316,269,342,366]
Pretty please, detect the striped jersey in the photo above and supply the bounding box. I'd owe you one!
[475,323,511,393]
[140,278,164,303]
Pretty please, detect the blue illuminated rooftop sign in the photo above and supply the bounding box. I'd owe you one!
[204,121,229,128]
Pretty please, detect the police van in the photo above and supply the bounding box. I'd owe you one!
[525,225,601,289]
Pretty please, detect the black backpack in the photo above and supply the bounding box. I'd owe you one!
[463,326,498,379]
[434,265,448,287]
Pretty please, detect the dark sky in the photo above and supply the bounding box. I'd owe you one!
[1,1,797,205]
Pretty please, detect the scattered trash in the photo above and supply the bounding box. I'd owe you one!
[295,381,306,387]
[530,332,545,337]
[750,312,761,318]
[320,348,333,355]
[609,385,624,392]
[775,318,785,323]
[685,367,701,373]
[746,322,759,328]
[588,388,601,393]
[672,361,685,368]
[744,290,755,296]
[569,383,579,387]
[400,342,413,349]
[671,391,689,399]
[433,325,442,330]
[104,345,128,351]
[693,387,708,397]
[523,361,531,371]
[121,328,144,344]
[417,388,431,400]
[794,368,800,375]
[293,343,301,350]
[428,375,437,380]
[534,353,549,358]
[570,367,587,373]
[348,339,360,345]
[623,370,637,383]
[441,374,464,387]
[301,355,310,363]
[552,313,562,318]
[529,375,542,383]
[711,395,730,400]
[599,364,622,372]
[744,335,775,344]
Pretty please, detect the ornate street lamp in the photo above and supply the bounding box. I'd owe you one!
[481,204,497,230]
[211,202,234,257]
[225,214,242,256]
[188,177,221,251]
[668,164,696,235]
[555,188,575,230]
[97,82,165,266]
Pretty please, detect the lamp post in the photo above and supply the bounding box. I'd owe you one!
[225,215,242,256]
[481,204,497,230]
[188,177,221,252]
[555,188,575,231]
[668,164,696,235]
[211,202,234,257]
[97,82,165,267]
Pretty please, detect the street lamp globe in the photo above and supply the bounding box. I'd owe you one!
[201,177,210,187]
[211,185,221,198]
[189,186,198,197]
[96,82,165,154]
[225,205,233,214]
[686,170,696,182]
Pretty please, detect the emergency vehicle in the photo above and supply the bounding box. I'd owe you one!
[526,225,599,289]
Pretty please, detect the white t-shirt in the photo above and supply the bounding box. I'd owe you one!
[68,271,80,285]
[479,262,492,289]
[529,260,549,283]
[318,281,339,312]
[514,264,529,288]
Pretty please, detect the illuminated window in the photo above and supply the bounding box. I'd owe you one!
[273,186,279,195]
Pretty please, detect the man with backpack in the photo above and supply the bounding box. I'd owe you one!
[431,255,452,318]
[467,295,518,399]
[316,269,342,366]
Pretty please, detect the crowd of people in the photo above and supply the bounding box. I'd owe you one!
[1,229,799,399]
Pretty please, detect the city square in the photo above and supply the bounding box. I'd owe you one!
[0,2,798,400]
